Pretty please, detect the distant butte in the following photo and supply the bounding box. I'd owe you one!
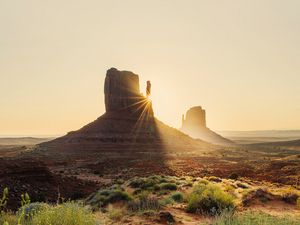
[181,106,234,146]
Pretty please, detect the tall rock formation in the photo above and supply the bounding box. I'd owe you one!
[40,68,205,151]
[181,106,234,146]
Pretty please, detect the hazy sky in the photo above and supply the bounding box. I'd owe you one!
[1,0,300,135]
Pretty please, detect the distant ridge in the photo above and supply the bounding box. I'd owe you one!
[219,130,300,138]
[249,138,300,147]
[219,130,300,144]
[0,137,52,146]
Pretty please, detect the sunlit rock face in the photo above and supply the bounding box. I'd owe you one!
[181,106,234,146]
[104,68,154,117]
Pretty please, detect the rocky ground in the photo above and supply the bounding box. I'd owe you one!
[0,139,299,215]
[87,175,300,225]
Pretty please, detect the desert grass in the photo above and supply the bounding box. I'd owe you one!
[212,210,300,225]
[1,202,96,225]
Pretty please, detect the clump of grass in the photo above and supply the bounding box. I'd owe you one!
[18,202,49,219]
[106,204,125,221]
[129,177,157,190]
[0,188,10,225]
[159,191,185,206]
[17,192,31,224]
[197,179,209,185]
[32,202,95,225]
[159,197,174,206]
[159,183,177,191]
[129,176,177,192]
[1,202,96,225]
[1,190,96,225]
[0,188,8,212]
[170,192,184,202]
[128,194,161,212]
[213,210,300,225]
[0,212,18,225]
[297,197,300,209]
[86,187,132,210]
[186,183,235,215]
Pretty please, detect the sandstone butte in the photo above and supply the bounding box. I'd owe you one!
[39,68,211,155]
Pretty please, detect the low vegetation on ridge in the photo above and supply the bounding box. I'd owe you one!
[1,175,299,225]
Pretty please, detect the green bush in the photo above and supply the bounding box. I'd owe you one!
[129,176,177,192]
[213,211,300,225]
[170,192,184,202]
[159,197,174,206]
[86,188,132,210]
[186,183,235,215]
[159,183,177,191]
[129,177,157,190]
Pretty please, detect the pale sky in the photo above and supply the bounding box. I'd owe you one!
[0,0,300,136]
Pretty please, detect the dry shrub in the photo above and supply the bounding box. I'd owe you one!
[186,183,235,215]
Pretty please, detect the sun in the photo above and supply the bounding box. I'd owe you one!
[146,95,152,102]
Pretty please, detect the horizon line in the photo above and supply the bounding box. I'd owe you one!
[1,129,300,138]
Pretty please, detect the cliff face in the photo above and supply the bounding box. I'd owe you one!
[181,106,234,146]
[104,68,153,117]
